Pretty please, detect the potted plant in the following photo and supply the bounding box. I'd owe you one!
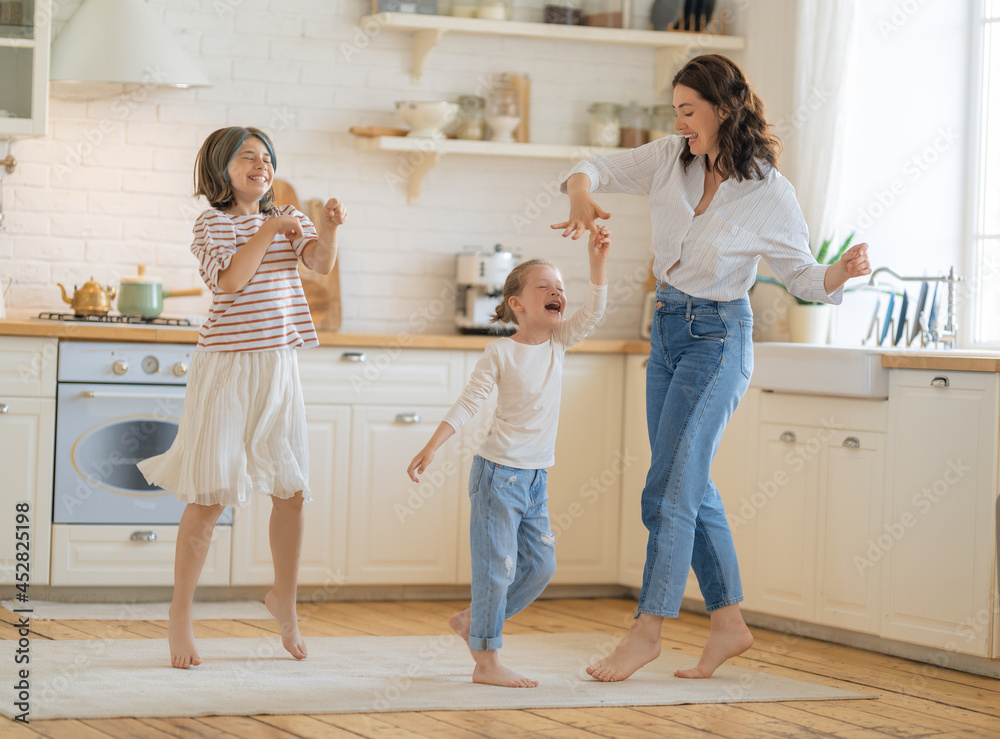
[753,232,855,344]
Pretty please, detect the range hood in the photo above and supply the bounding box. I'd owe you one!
[50,0,210,89]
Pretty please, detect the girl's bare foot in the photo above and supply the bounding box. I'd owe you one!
[449,608,471,650]
[265,589,307,660]
[167,605,201,669]
[587,613,662,682]
[675,615,753,679]
[472,649,538,688]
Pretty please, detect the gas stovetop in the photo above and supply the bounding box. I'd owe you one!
[37,312,193,327]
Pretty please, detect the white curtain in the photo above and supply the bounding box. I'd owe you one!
[784,0,860,250]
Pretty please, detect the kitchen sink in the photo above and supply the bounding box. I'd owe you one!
[750,343,889,398]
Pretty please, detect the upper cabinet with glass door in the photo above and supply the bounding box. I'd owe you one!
[0,0,49,136]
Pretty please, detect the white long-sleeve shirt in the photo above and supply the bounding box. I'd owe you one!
[563,135,842,304]
[442,282,607,470]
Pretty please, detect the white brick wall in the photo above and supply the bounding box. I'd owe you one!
[0,0,778,338]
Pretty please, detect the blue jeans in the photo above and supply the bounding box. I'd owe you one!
[468,455,556,651]
[637,284,753,618]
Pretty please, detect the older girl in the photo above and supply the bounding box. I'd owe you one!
[140,126,347,669]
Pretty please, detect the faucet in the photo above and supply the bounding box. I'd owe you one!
[867,266,963,348]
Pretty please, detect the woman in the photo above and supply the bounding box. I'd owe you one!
[553,54,871,682]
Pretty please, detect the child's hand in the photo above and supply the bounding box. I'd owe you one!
[407,446,435,482]
[589,226,610,261]
[320,198,348,230]
[270,215,304,240]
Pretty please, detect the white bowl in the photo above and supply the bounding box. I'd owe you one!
[395,100,459,138]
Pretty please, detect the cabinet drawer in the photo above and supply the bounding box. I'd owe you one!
[50,524,231,587]
[299,347,464,405]
[760,391,888,432]
[0,337,57,398]
[891,368,996,393]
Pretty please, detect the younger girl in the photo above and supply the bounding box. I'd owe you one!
[407,227,610,688]
[139,126,348,669]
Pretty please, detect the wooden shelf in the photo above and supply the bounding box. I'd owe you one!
[361,12,745,94]
[353,135,629,203]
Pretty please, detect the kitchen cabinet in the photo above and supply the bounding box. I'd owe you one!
[546,352,624,584]
[0,336,55,586]
[230,404,351,588]
[0,0,49,136]
[617,354,759,604]
[881,369,999,656]
[348,405,462,584]
[355,11,745,202]
[50,524,230,587]
[750,392,887,633]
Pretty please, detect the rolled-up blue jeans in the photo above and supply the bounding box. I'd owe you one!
[637,283,753,618]
[468,455,556,651]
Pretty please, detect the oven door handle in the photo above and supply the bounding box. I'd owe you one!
[78,390,183,399]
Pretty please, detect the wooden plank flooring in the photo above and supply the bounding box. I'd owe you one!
[2,598,998,738]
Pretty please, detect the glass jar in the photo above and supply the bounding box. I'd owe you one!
[544,0,582,24]
[619,101,649,148]
[583,0,622,27]
[476,0,511,20]
[587,102,620,148]
[449,0,478,17]
[648,103,676,141]
[486,74,521,142]
[456,95,486,140]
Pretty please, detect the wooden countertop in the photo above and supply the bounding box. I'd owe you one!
[881,351,1000,373]
[0,319,651,355]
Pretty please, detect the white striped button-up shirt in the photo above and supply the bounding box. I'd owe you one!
[564,135,842,304]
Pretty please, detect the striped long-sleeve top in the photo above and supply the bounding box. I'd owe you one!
[563,135,843,304]
[191,205,319,352]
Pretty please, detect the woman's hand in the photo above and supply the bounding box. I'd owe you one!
[320,198,348,230]
[824,242,871,294]
[838,242,870,279]
[551,174,610,240]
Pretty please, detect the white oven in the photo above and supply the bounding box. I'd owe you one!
[52,341,232,525]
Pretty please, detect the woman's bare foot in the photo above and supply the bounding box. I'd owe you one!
[587,613,662,682]
[265,589,307,660]
[449,608,471,650]
[675,607,753,678]
[167,605,201,669]
[472,649,538,688]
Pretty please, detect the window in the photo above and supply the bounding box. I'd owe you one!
[974,0,1000,343]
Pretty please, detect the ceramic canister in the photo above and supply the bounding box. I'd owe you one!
[117,275,165,319]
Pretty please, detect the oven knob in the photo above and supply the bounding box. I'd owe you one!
[172,361,188,377]
[112,359,128,376]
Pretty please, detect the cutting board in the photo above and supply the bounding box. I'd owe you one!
[272,179,342,332]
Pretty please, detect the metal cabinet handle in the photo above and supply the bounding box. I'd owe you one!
[779,431,796,443]
[842,436,861,449]
[0,403,7,414]
[930,376,950,388]
[395,413,421,424]
[341,351,366,363]
[129,531,157,542]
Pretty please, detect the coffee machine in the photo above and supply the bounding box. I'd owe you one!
[455,244,517,334]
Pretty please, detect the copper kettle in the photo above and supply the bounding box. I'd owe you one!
[58,278,117,317]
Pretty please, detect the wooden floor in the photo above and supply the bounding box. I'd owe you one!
[1,597,998,738]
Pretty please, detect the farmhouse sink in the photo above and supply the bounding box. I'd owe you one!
[751,343,889,398]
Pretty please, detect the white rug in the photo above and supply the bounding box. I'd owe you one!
[0,600,272,621]
[0,633,874,720]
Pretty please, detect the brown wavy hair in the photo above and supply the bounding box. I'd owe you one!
[491,258,556,326]
[672,54,781,182]
[194,126,277,213]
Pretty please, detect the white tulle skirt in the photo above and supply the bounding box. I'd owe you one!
[138,348,311,507]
